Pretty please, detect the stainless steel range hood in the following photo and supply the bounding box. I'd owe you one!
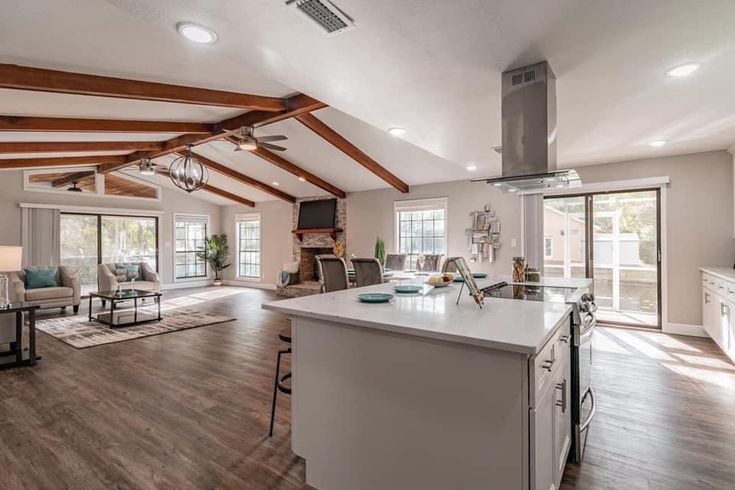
[473,61,581,192]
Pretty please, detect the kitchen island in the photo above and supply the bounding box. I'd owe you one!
[263,277,583,490]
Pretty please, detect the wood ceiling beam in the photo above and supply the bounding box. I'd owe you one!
[0,155,126,169]
[0,64,285,111]
[249,146,346,199]
[158,168,254,207]
[98,94,326,174]
[0,115,213,133]
[187,152,297,204]
[51,171,96,187]
[295,113,409,193]
[0,141,165,153]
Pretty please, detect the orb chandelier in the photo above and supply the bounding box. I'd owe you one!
[169,146,208,193]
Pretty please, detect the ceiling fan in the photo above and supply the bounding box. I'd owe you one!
[222,126,288,152]
[67,182,83,192]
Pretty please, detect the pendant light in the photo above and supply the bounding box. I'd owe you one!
[169,146,208,193]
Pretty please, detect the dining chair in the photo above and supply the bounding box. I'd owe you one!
[441,257,460,273]
[385,253,407,271]
[351,258,383,288]
[316,256,349,293]
[417,254,443,272]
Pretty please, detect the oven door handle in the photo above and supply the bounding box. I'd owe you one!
[580,386,596,432]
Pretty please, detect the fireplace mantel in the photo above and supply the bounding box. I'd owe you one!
[292,227,343,242]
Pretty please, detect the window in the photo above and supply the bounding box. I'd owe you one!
[395,198,447,269]
[237,214,261,279]
[544,236,553,258]
[60,212,159,293]
[175,215,208,279]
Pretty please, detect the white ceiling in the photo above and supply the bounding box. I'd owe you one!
[2,0,735,204]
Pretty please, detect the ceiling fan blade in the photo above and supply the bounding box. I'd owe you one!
[256,135,288,142]
[259,142,287,151]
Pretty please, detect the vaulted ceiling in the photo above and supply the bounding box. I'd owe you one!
[2,0,735,205]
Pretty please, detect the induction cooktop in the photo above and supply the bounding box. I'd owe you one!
[482,282,578,303]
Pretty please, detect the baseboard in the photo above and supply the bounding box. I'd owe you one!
[162,280,212,290]
[664,322,707,338]
[222,280,277,291]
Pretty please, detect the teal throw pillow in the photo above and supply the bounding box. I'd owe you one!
[24,266,58,289]
[115,263,141,281]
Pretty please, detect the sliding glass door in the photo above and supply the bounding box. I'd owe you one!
[543,189,661,328]
[60,214,99,291]
[101,216,157,268]
[60,213,159,293]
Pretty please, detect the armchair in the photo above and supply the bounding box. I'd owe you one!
[8,265,81,313]
[98,262,160,294]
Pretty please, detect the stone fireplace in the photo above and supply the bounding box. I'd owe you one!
[276,196,347,298]
[299,247,333,282]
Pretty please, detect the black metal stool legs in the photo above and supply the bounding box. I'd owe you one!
[269,347,292,437]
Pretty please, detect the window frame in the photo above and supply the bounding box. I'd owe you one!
[393,197,448,269]
[235,213,262,282]
[173,213,211,282]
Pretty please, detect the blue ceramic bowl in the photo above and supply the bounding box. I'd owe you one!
[393,285,423,294]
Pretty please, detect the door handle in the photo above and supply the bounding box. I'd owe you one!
[555,379,567,413]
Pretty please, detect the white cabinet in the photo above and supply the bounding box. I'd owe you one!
[532,378,556,490]
[553,358,572,480]
[530,321,572,490]
[701,271,735,363]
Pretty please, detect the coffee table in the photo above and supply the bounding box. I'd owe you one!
[89,289,162,328]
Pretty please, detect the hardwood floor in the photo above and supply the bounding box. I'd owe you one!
[1,286,734,489]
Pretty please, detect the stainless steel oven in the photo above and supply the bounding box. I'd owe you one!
[571,299,596,462]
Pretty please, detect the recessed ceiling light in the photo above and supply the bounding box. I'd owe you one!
[666,62,700,78]
[466,165,477,171]
[177,22,218,44]
[649,140,667,147]
[298,177,306,182]
[388,127,406,137]
[272,181,280,186]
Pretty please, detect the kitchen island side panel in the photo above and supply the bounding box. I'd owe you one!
[292,316,529,490]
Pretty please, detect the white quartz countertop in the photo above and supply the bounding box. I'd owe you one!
[700,267,735,283]
[263,277,580,355]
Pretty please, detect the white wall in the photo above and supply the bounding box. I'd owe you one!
[216,150,733,328]
[575,150,734,327]
[346,182,522,275]
[0,170,222,286]
[220,199,292,287]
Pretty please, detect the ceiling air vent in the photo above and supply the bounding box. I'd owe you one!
[286,0,355,35]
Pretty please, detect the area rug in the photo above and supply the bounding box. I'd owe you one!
[36,310,236,349]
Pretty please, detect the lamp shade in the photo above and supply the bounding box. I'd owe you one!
[0,246,22,272]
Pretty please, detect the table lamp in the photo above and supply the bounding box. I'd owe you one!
[0,246,22,308]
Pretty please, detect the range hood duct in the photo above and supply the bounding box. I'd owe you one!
[473,61,580,192]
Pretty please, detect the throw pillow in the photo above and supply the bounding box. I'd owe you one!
[24,266,58,289]
[115,263,141,282]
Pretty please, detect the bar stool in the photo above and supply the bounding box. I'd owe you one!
[268,327,292,437]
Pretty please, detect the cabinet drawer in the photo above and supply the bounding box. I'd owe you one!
[530,317,571,408]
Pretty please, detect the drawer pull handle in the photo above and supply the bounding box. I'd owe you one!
[542,359,555,371]
[559,334,570,344]
[555,379,567,413]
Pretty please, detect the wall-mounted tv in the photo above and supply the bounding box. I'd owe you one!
[297,199,337,229]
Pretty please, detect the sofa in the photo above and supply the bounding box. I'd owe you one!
[8,265,81,313]
[98,262,160,294]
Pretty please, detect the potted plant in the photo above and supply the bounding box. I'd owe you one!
[196,233,231,286]
[374,236,386,267]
